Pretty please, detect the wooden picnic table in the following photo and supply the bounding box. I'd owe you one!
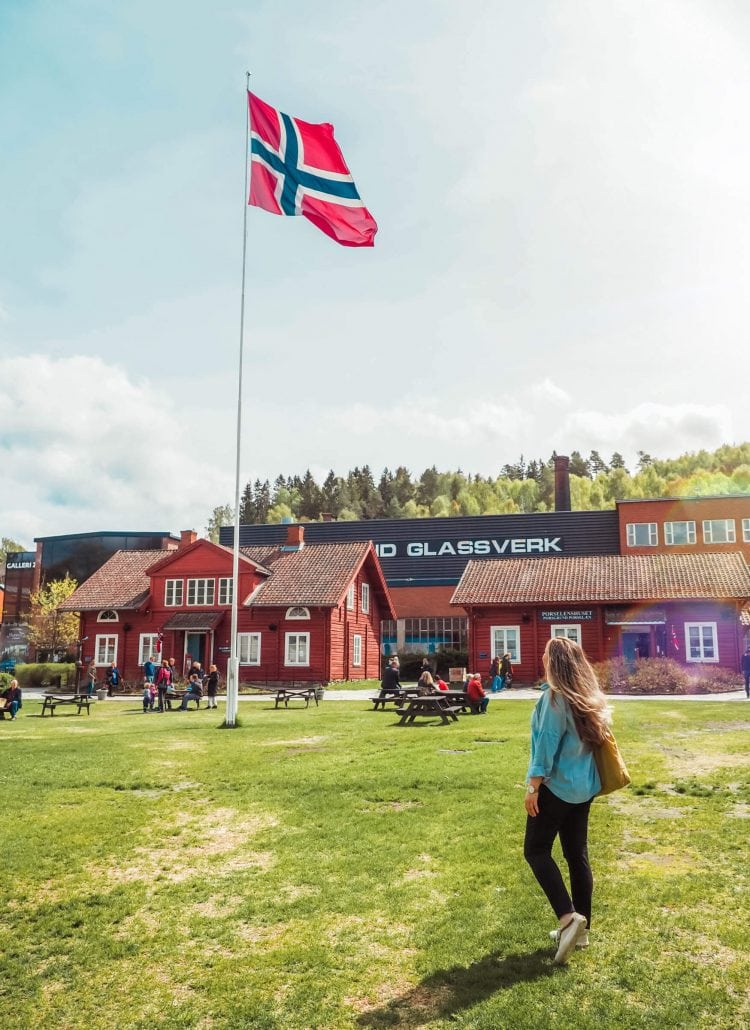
[163,690,202,710]
[396,695,462,725]
[41,693,95,717]
[274,686,319,709]
[370,688,422,710]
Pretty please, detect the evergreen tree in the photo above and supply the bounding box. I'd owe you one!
[568,451,591,478]
[298,469,323,520]
[610,452,627,472]
[588,450,609,476]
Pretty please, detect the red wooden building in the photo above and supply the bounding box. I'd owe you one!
[60,526,395,685]
[452,551,750,680]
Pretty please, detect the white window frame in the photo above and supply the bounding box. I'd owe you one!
[361,582,370,614]
[626,522,658,547]
[743,518,750,543]
[353,633,362,666]
[702,519,736,544]
[95,634,117,666]
[165,579,183,606]
[664,521,696,546]
[237,632,261,665]
[550,624,581,645]
[490,625,521,664]
[285,606,310,620]
[684,622,719,663]
[218,578,233,605]
[346,584,355,611]
[138,633,160,666]
[97,609,118,622]
[285,632,310,666]
[186,578,215,606]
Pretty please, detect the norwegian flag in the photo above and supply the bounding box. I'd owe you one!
[248,91,377,247]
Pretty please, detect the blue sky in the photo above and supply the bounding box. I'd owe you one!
[1,1,748,544]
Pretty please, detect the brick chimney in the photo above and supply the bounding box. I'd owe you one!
[180,529,198,547]
[281,524,305,551]
[554,455,571,512]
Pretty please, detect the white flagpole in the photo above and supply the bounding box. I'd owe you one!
[226,71,252,727]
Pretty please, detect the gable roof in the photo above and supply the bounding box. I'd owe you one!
[451,552,750,606]
[241,541,396,616]
[144,538,271,576]
[58,550,166,611]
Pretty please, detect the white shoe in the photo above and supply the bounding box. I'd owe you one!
[550,926,589,949]
[553,913,587,964]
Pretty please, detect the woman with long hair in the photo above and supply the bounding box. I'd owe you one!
[523,636,610,964]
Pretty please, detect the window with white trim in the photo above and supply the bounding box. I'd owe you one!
[218,578,233,605]
[186,578,215,605]
[97,609,118,622]
[95,634,117,665]
[138,633,160,666]
[353,633,362,666]
[286,606,310,620]
[285,632,310,666]
[626,522,658,547]
[237,632,261,665]
[361,582,370,614]
[743,518,750,543]
[346,584,355,611]
[685,622,718,662]
[551,624,581,645]
[491,626,521,663]
[664,521,696,546]
[165,579,183,606]
[702,519,736,544]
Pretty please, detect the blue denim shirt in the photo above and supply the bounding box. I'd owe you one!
[527,684,600,803]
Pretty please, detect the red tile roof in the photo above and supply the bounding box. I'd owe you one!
[451,552,750,606]
[389,585,458,618]
[58,550,165,611]
[241,541,384,608]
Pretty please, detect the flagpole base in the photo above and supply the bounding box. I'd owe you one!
[225,657,240,726]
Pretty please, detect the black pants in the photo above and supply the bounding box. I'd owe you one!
[744,673,750,697]
[524,784,594,927]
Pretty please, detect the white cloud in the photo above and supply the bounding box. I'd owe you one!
[530,378,571,405]
[559,402,733,463]
[0,354,232,542]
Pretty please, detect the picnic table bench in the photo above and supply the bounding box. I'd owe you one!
[274,686,318,709]
[369,688,422,710]
[164,690,202,710]
[396,695,462,725]
[41,693,95,717]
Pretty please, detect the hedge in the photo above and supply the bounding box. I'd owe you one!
[13,663,76,691]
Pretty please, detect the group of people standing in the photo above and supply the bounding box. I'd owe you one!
[141,656,221,712]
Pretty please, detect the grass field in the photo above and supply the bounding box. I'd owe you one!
[1,697,748,1029]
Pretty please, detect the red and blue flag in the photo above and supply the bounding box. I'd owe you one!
[248,91,377,248]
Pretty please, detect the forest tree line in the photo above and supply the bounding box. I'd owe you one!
[205,443,750,538]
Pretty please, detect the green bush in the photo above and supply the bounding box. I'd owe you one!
[14,663,75,691]
[0,671,14,692]
[677,664,740,694]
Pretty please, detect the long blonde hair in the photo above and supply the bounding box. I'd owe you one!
[543,637,610,748]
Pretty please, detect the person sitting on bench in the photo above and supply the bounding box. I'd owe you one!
[1,679,22,720]
[180,673,203,710]
[380,657,401,695]
[466,673,489,714]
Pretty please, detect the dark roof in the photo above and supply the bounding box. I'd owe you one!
[162,612,224,631]
[34,530,178,543]
[58,551,166,611]
[451,552,750,606]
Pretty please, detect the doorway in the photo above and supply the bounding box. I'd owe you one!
[184,633,206,672]
[621,630,651,663]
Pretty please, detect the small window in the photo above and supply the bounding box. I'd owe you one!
[218,578,233,605]
[361,582,370,614]
[702,519,736,544]
[186,578,215,605]
[139,634,160,666]
[353,633,362,666]
[664,521,696,546]
[626,523,658,547]
[165,579,183,606]
[551,624,581,645]
[95,634,117,665]
[285,632,310,666]
[491,626,521,663]
[684,622,718,662]
[237,632,261,665]
[286,606,310,620]
[743,518,750,543]
[346,584,355,611]
[97,610,118,622]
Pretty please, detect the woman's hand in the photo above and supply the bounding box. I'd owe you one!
[524,778,543,816]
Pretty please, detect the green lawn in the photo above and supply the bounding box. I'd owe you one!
[1,698,748,1029]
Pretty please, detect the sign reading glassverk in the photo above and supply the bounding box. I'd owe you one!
[374,537,563,558]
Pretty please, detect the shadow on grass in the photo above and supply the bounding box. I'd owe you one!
[356,948,555,1028]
